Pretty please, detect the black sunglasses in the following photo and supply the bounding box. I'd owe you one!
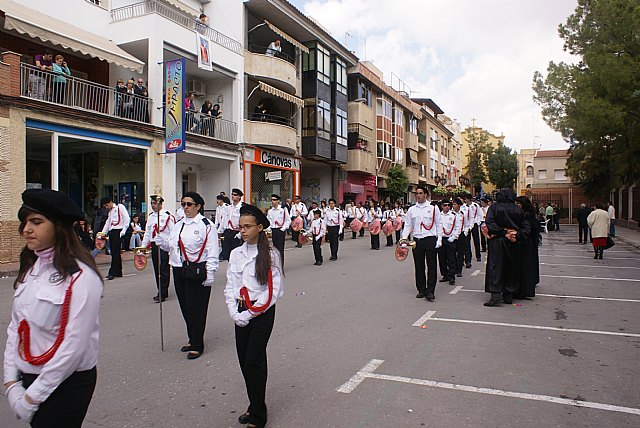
[181,201,196,207]
[232,193,240,197]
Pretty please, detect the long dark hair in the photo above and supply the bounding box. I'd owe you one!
[240,212,278,285]
[14,207,101,289]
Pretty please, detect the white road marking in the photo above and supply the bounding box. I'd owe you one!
[460,288,640,303]
[540,263,640,270]
[417,312,640,338]
[540,255,638,260]
[471,269,481,276]
[449,286,463,295]
[337,359,640,416]
[412,310,436,327]
[478,272,640,283]
[336,359,384,393]
[123,274,137,277]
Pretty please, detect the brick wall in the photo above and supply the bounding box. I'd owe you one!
[0,221,22,264]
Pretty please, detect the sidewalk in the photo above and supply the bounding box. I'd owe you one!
[553,223,640,250]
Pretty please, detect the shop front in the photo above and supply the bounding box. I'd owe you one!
[340,172,377,204]
[243,148,300,210]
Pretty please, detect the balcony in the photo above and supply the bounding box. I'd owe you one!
[244,48,298,94]
[345,149,376,175]
[418,131,427,149]
[111,0,242,55]
[419,165,427,179]
[405,131,418,151]
[20,64,152,124]
[187,112,238,144]
[348,101,375,135]
[244,118,297,154]
[406,165,419,184]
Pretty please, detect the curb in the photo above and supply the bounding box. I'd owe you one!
[616,235,640,250]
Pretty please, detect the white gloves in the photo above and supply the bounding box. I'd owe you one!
[232,311,252,327]
[448,236,455,243]
[464,230,469,236]
[435,238,442,249]
[6,382,38,422]
[203,271,215,287]
[120,229,126,238]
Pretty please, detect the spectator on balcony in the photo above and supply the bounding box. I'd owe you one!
[201,100,214,136]
[195,13,208,34]
[252,102,267,121]
[211,103,222,118]
[185,92,199,132]
[115,79,126,117]
[51,55,71,104]
[29,50,53,100]
[266,39,282,57]
[134,78,149,122]
[121,80,136,119]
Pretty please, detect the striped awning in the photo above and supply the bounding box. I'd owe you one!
[258,81,304,107]
[265,20,309,53]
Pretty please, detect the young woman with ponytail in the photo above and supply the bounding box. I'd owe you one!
[224,204,283,428]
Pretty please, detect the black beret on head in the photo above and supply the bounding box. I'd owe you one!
[182,191,205,207]
[232,188,244,197]
[150,195,164,203]
[271,194,281,200]
[239,204,270,229]
[216,195,225,201]
[21,189,84,223]
[100,196,113,206]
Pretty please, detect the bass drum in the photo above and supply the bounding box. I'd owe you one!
[368,219,381,235]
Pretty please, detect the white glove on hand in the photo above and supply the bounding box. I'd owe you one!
[203,271,215,287]
[435,239,442,249]
[5,382,25,419]
[14,395,39,422]
[464,230,469,236]
[448,236,455,243]
[154,236,165,248]
[232,312,250,327]
[120,230,126,238]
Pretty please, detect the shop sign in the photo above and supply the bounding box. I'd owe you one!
[260,150,298,169]
[265,171,282,181]
[165,58,186,153]
[363,175,377,186]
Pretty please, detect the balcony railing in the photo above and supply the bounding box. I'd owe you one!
[247,112,294,128]
[247,43,295,64]
[111,0,242,55]
[186,112,238,143]
[20,63,152,124]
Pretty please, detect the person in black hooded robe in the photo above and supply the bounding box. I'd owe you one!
[514,196,540,299]
[483,188,529,306]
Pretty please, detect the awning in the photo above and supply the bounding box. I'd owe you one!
[165,0,200,17]
[265,20,309,53]
[1,0,145,73]
[406,148,419,164]
[258,81,304,107]
[343,183,365,194]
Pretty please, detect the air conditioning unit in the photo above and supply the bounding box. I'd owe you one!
[188,80,206,95]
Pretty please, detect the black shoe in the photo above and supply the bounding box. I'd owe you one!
[351,237,356,239]
[484,299,501,307]
[314,262,320,266]
[153,296,167,303]
[476,258,481,262]
[238,412,251,424]
[465,263,472,269]
[439,277,449,283]
[594,253,599,259]
[456,273,462,277]
[503,293,513,304]
[106,275,115,280]
[416,292,427,298]
[296,244,303,248]
[329,256,337,261]
[187,351,202,360]
[180,344,192,352]
[426,294,435,302]
[449,280,455,285]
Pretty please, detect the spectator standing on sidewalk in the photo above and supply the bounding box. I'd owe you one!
[587,203,610,260]
[607,201,616,237]
[576,203,592,244]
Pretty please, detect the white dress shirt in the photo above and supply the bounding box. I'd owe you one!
[290,202,308,218]
[465,202,482,226]
[175,206,185,223]
[224,243,283,320]
[459,205,471,234]
[215,203,229,228]
[441,211,462,240]
[3,248,102,404]
[365,207,382,223]
[402,201,443,240]
[267,206,291,231]
[221,202,243,232]
[324,207,344,233]
[309,217,326,240]
[101,203,130,235]
[168,213,220,283]
[608,205,616,220]
[141,210,175,250]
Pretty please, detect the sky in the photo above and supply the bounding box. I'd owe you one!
[288,0,578,152]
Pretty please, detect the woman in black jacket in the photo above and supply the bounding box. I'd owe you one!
[514,196,539,299]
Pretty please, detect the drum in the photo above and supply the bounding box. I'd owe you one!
[395,240,416,262]
[393,217,403,231]
[298,230,309,245]
[133,247,149,271]
[368,219,381,235]
[95,233,107,250]
[291,216,303,232]
[349,218,363,233]
[382,220,394,237]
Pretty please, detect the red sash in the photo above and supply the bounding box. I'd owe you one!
[153,212,173,237]
[240,269,274,315]
[179,225,211,263]
[111,205,121,226]
[443,214,456,236]
[419,208,436,231]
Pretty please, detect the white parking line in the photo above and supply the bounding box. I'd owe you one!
[471,269,480,276]
[540,255,638,260]
[478,272,640,282]
[411,310,640,338]
[449,286,463,295]
[460,288,640,303]
[123,274,137,277]
[540,263,640,270]
[337,359,640,415]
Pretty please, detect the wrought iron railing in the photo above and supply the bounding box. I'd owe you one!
[186,111,238,143]
[247,112,294,129]
[247,43,295,64]
[111,0,242,55]
[20,63,152,123]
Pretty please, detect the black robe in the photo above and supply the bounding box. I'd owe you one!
[514,211,539,298]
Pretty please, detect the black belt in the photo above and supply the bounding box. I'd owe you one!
[237,299,257,313]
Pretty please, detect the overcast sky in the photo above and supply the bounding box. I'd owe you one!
[288,0,578,152]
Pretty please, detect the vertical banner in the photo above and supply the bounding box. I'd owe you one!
[196,33,212,71]
[165,58,186,153]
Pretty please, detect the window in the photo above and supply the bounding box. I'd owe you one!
[349,78,372,106]
[303,44,330,85]
[394,108,403,126]
[409,117,418,134]
[526,166,534,177]
[333,58,347,95]
[335,107,348,146]
[538,169,547,179]
[376,97,392,119]
[554,169,567,180]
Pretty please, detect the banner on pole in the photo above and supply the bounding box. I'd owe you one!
[196,33,212,71]
[165,58,186,153]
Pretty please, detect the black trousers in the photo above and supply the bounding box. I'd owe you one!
[470,224,481,261]
[463,231,473,265]
[359,224,365,237]
[291,223,301,244]
[438,238,457,281]
[412,236,437,295]
[236,305,275,428]
[546,215,554,230]
[222,229,242,260]
[480,227,487,251]
[395,229,401,243]
[22,367,96,428]
[455,234,467,274]
[173,267,211,353]
[386,234,394,246]
[271,228,285,265]
[370,233,380,250]
[578,223,589,242]
[312,235,323,263]
[327,225,340,258]
[151,243,170,298]
[108,229,123,277]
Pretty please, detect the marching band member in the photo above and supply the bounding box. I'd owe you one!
[4,189,102,427]
[367,200,382,250]
[357,202,367,237]
[309,209,326,265]
[394,201,404,244]
[324,199,343,261]
[168,192,219,359]
[100,196,130,280]
[479,197,491,252]
[219,189,244,261]
[214,195,229,230]
[459,196,472,269]
[290,195,308,248]
[383,202,395,247]
[306,201,319,224]
[452,198,466,278]
[141,195,175,303]
[438,200,462,285]
[463,194,482,263]
[339,202,348,241]
[266,194,290,265]
[401,186,443,301]
[224,205,283,428]
[347,202,358,239]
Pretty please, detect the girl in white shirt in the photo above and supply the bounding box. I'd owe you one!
[225,204,283,428]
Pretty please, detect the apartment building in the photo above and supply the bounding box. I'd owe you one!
[460,125,505,194]
[517,147,537,195]
[0,0,244,263]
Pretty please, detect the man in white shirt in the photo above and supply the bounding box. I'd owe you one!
[452,198,466,278]
[290,195,308,248]
[325,198,344,261]
[141,195,175,302]
[438,200,462,285]
[463,194,482,263]
[219,188,244,260]
[100,196,130,280]
[265,39,281,57]
[608,200,616,237]
[267,194,291,264]
[401,185,443,301]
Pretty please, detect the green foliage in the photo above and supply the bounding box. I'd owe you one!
[432,186,468,197]
[386,165,410,200]
[532,0,640,197]
[464,130,492,193]
[486,143,518,190]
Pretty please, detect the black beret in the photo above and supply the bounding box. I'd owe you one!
[239,204,270,229]
[100,196,113,206]
[182,191,205,207]
[216,195,225,201]
[313,209,322,216]
[453,197,463,205]
[150,195,164,203]
[21,189,84,223]
[271,194,281,200]
[232,188,244,197]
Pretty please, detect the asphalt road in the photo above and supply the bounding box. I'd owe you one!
[1,226,639,427]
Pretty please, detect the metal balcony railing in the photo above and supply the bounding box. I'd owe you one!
[247,112,294,129]
[111,0,242,55]
[186,112,238,143]
[247,43,295,64]
[20,63,152,124]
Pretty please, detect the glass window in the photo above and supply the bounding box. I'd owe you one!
[316,44,331,85]
[410,117,418,134]
[554,169,566,180]
[526,166,534,177]
[302,49,315,72]
[336,107,348,146]
[26,128,52,190]
[333,57,347,95]
[538,169,547,179]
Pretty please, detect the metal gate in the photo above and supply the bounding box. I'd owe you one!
[251,164,294,210]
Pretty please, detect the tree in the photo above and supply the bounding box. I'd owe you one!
[464,129,492,194]
[386,165,410,201]
[532,0,640,197]
[486,142,518,190]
